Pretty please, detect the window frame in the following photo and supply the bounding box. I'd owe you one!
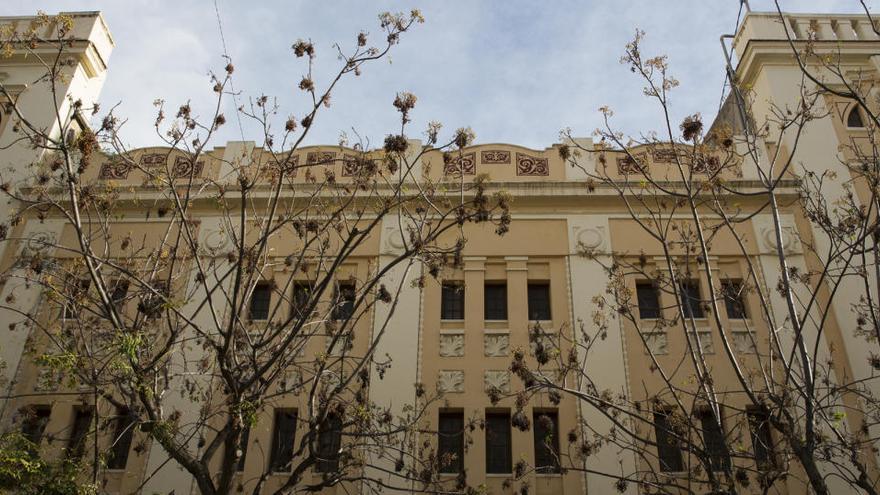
[20,405,52,447]
[636,281,661,319]
[332,282,356,322]
[679,280,704,319]
[67,406,95,461]
[437,410,464,474]
[653,407,684,473]
[106,407,135,470]
[249,282,273,321]
[721,280,748,320]
[291,281,312,320]
[527,282,552,321]
[533,410,560,474]
[847,106,866,129]
[315,413,343,473]
[484,282,508,321]
[485,410,512,474]
[696,407,729,472]
[747,408,776,471]
[270,409,298,473]
[440,282,465,321]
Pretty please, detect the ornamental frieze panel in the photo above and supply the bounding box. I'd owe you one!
[616,152,648,175]
[484,333,509,357]
[172,156,204,178]
[515,152,549,176]
[444,152,476,175]
[484,370,510,393]
[481,150,510,164]
[439,333,464,357]
[650,148,678,163]
[99,159,131,180]
[140,153,166,168]
[306,151,337,166]
[437,370,464,393]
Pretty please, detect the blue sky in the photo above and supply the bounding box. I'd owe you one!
[8,1,872,149]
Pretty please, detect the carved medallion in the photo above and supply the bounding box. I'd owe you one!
[444,152,476,175]
[481,150,510,164]
[515,153,549,176]
[437,370,464,393]
[439,334,464,357]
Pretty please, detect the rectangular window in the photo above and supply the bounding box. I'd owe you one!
[484,283,508,320]
[63,279,91,320]
[721,280,747,319]
[20,405,51,446]
[140,281,169,319]
[747,409,775,471]
[249,282,272,320]
[679,280,704,318]
[237,426,250,471]
[697,408,729,472]
[291,282,312,319]
[332,282,356,321]
[533,410,560,473]
[107,407,135,470]
[485,411,512,474]
[270,409,297,472]
[527,283,552,321]
[654,408,684,472]
[316,414,343,473]
[109,279,130,314]
[437,411,464,474]
[67,406,94,460]
[441,283,464,320]
[636,281,661,319]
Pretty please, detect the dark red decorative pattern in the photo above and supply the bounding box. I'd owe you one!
[616,153,647,175]
[481,150,510,164]
[692,155,721,174]
[140,153,165,167]
[172,156,204,178]
[99,159,131,179]
[444,152,476,175]
[515,153,549,176]
[306,151,336,165]
[651,149,678,163]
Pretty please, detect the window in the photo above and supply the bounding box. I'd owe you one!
[107,407,135,470]
[437,411,464,474]
[485,411,512,474]
[748,408,776,471]
[533,410,560,473]
[20,405,51,446]
[62,279,91,320]
[109,279,130,315]
[291,282,312,319]
[679,280,704,318]
[237,426,250,471]
[847,106,865,128]
[139,281,169,319]
[527,283,551,321]
[654,408,684,472]
[270,409,297,472]
[332,282,356,321]
[721,280,747,319]
[249,282,272,320]
[636,281,661,319]
[316,414,343,473]
[67,406,94,460]
[484,283,508,320]
[697,408,729,472]
[441,283,464,320]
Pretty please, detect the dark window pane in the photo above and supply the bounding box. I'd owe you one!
[698,409,729,472]
[332,283,356,321]
[654,409,684,472]
[237,426,250,471]
[107,408,135,470]
[485,411,512,474]
[533,411,560,473]
[441,283,464,320]
[721,280,747,319]
[270,409,297,472]
[848,107,865,128]
[316,414,343,473]
[67,406,94,460]
[748,409,775,471]
[291,282,312,319]
[484,283,508,320]
[249,283,272,320]
[527,283,551,321]
[139,281,169,319]
[438,411,464,474]
[636,282,660,319]
[63,279,91,319]
[680,280,704,318]
[110,279,129,314]
[20,405,51,446]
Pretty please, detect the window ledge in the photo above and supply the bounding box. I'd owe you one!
[483,328,509,335]
[535,473,563,478]
[440,319,465,324]
[486,473,513,477]
[440,328,465,335]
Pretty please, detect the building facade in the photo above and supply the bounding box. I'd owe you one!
[0,9,878,495]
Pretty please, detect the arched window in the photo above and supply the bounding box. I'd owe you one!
[847,106,865,128]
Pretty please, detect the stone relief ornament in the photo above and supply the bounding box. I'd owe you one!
[687,331,714,354]
[481,150,511,164]
[203,228,231,251]
[732,331,757,354]
[516,153,549,176]
[761,225,801,254]
[172,156,204,178]
[26,231,56,253]
[342,154,360,176]
[439,333,464,357]
[98,158,131,180]
[644,332,668,355]
[574,226,605,250]
[616,153,648,175]
[306,151,337,165]
[484,370,510,393]
[437,370,464,393]
[484,334,509,357]
[140,153,166,167]
[444,152,476,175]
